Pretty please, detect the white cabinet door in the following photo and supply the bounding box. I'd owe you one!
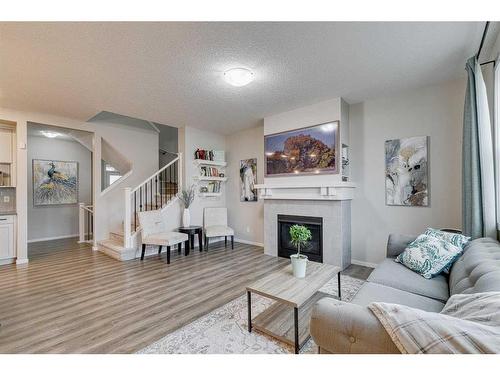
[0,221,14,260]
[0,131,12,163]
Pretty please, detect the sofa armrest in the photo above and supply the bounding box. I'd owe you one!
[386,233,417,258]
[310,297,400,354]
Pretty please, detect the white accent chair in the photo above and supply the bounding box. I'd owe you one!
[203,207,234,251]
[138,209,189,264]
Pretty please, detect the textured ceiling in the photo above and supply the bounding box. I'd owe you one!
[0,22,491,134]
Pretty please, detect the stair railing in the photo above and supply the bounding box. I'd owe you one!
[123,152,182,248]
[78,203,94,244]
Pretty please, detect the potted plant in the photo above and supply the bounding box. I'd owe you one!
[289,224,312,278]
[178,185,195,227]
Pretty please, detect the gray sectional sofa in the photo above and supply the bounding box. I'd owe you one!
[310,235,500,354]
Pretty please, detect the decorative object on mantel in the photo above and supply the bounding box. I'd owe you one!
[240,158,257,202]
[178,185,196,227]
[289,224,311,278]
[341,144,349,182]
[385,136,429,206]
[264,121,338,177]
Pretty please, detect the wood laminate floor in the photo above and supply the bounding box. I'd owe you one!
[0,238,372,354]
[0,238,289,353]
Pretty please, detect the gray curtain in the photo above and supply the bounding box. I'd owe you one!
[462,56,496,239]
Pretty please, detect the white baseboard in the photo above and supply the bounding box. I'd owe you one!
[234,238,264,247]
[16,258,29,265]
[351,259,378,268]
[28,234,79,243]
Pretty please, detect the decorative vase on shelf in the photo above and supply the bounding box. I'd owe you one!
[182,208,191,227]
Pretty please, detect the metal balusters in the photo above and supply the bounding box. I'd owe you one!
[155,177,158,209]
[134,190,137,231]
[139,186,143,213]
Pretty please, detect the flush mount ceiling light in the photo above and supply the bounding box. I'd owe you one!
[40,130,61,138]
[223,68,254,87]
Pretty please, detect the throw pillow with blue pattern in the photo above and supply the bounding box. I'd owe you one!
[395,234,463,279]
[424,228,470,248]
[424,228,470,273]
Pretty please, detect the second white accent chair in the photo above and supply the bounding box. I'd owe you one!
[203,207,234,250]
[138,209,189,264]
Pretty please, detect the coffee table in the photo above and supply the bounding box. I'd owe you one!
[246,262,341,354]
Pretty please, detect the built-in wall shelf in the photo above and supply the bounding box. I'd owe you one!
[193,159,227,167]
[194,176,227,182]
[198,192,222,197]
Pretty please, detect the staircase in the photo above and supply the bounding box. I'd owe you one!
[98,153,182,261]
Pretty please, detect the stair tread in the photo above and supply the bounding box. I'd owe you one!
[99,239,126,251]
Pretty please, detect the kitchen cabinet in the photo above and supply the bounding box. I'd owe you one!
[0,130,13,163]
[0,215,15,260]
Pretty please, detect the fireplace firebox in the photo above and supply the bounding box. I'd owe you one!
[277,214,323,262]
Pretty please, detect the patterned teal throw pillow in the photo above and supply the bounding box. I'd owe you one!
[424,228,470,248]
[395,234,463,279]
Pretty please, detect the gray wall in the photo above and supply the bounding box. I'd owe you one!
[349,78,465,265]
[27,135,92,242]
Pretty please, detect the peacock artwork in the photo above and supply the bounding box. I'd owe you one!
[33,159,78,206]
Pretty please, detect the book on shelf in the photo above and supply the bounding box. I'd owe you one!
[206,181,221,193]
[200,166,220,177]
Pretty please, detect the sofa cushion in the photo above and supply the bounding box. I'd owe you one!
[351,282,445,312]
[449,238,500,295]
[368,259,449,302]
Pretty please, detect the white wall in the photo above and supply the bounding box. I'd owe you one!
[226,125,264,245]
[183,126,226,231]
[27,135,91,242]
[93,120,158,238]
[349,78,465,265]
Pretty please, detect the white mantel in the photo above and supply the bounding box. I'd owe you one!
[255,182,356,201]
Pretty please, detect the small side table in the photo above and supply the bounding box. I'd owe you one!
[178,226,203,253]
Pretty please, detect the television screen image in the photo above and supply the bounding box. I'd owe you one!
[264,121,338,176]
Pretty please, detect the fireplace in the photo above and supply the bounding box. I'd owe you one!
[277,214,323,262]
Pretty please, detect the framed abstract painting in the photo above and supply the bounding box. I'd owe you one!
[385,136,429,206]
[240,158,258,202]
[33,159,79,206]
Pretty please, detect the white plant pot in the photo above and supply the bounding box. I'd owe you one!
[290,254,308,278]
[182,208,191,227]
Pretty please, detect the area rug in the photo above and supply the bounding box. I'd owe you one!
[137,274,364,354]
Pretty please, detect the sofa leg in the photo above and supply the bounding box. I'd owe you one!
[167,245,171,264]
[231,235,234,249]
[158,245,163,255]
[178,243,181,254]
[206,236,209,251]
[141,244,146,260]
[225,236,227,247]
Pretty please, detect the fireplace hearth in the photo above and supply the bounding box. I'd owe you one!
[277,214,323,263]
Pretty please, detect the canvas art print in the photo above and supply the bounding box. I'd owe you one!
[385,136,429,206]
[240,158,257,202]
[33,159,78,206]
[265,121,338,176]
